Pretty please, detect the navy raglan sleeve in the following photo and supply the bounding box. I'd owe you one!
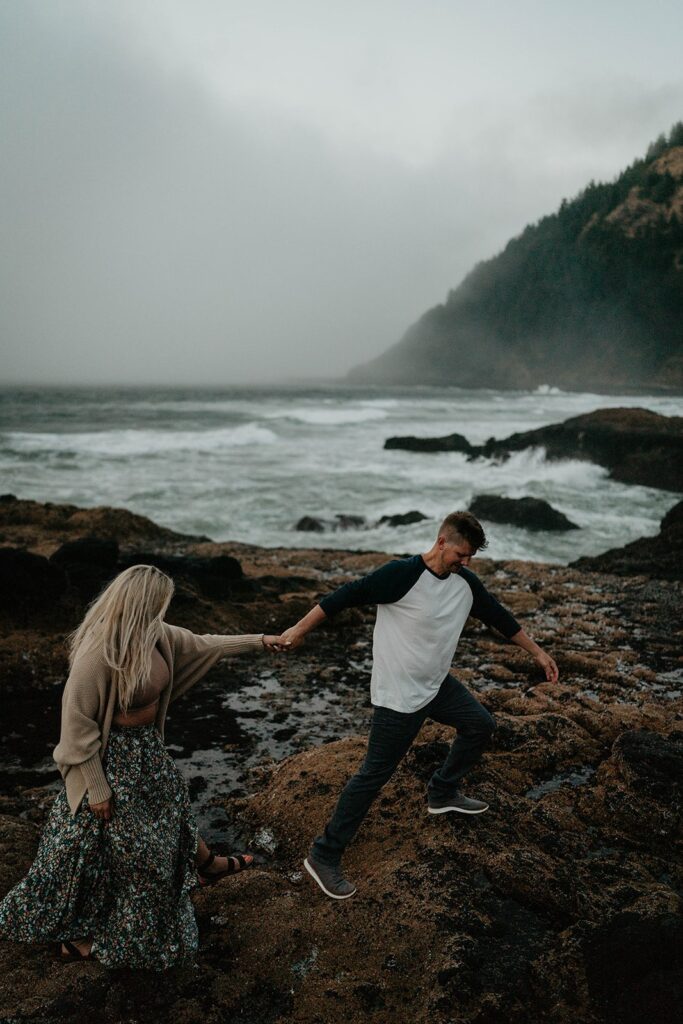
[319,557,424,618]
[459,567,521,639]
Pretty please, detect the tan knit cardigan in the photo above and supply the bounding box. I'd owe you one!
[53,622,264,814]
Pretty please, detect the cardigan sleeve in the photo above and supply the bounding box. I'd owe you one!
[52,648,113,806]
[166,624,264,702]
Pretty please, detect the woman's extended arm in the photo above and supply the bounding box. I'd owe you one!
[167,625,285,701]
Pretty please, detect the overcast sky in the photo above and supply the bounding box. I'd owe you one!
[2,0,682,386]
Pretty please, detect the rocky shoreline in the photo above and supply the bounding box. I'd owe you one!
[0,496,681,1023]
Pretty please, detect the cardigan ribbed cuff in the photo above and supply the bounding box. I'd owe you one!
[79,753,113,806]
[219,633,265,652]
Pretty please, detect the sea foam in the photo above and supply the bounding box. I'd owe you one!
[264,406,388,425]
[5,422,276,457]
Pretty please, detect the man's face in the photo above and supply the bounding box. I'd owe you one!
[439,533,476,573]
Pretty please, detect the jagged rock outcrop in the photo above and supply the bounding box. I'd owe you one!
[572,499,683,579]
[294,512,428,532]
[384,432,473,454]
[0,493,207,555]
[479,407,683,491]
[469,495,579,532]
[377,511,429,527]
[0,547,67,616]
[50,537,120,601]
[384,407,683,492]
[295,514,367,533]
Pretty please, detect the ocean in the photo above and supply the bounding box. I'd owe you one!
[0,384,681,564]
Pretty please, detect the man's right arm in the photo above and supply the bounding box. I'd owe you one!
[280,557,422,649]
[280,604,327,649]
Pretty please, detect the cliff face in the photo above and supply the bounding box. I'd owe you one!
[349,128,683,391]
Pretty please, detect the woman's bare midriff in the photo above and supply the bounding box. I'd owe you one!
[112,699,160,728]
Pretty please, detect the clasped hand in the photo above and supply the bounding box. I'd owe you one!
[261,634,293,653]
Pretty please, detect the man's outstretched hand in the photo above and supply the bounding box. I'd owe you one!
[278,626,305,650]
[277,605,327,651]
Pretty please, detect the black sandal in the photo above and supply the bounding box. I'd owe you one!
[197,851,253,887]
[59,940,93,962]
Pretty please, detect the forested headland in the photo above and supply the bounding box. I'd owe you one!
[349,125,683,391]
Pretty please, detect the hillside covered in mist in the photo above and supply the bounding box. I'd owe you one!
[349,126,683,391]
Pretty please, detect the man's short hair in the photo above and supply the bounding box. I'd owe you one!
[438,511,488,551]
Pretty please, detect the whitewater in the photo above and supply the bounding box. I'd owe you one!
[0,384,680,564]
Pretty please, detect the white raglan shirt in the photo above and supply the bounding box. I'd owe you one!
[320,555,520,713]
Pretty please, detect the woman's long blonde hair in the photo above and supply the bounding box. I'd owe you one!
[69,564,175,712]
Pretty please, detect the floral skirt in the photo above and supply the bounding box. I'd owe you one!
[0,724,199,969]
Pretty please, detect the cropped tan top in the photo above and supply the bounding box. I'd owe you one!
[128,646,170,709]
[54,624,265,813]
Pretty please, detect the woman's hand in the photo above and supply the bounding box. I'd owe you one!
[90,797,113,822]
[262,634,292,653]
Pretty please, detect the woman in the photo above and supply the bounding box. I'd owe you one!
[0,564,285,968]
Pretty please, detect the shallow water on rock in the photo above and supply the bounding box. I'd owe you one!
[524,765,596,800]
[0,649,375,850]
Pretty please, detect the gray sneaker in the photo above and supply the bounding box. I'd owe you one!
[304,856,357,899]
[428,792,489,815]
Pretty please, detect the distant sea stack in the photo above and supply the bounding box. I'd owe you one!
[349,125,683,391]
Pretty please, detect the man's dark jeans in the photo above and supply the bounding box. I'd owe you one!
[311,674,495,866]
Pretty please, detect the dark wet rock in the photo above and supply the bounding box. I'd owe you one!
[661,499,683,532]
[256,574,322,596]
[583,911,683,1024]
[581,729,682,849]
[51,536,120,569]
[50,536,120,601]
[384,431,474,453]
[0,547,67,616]
[333,514,367,531]
[610,729,683,803]
[377,510,429,527]
[295,515,326,532]
[193,555,245,597]
[118,551,244,599]
[470,494,579,531]
[295,514,367,533]
[572,499,683,580]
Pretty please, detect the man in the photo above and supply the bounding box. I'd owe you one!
[281,511,558,900]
